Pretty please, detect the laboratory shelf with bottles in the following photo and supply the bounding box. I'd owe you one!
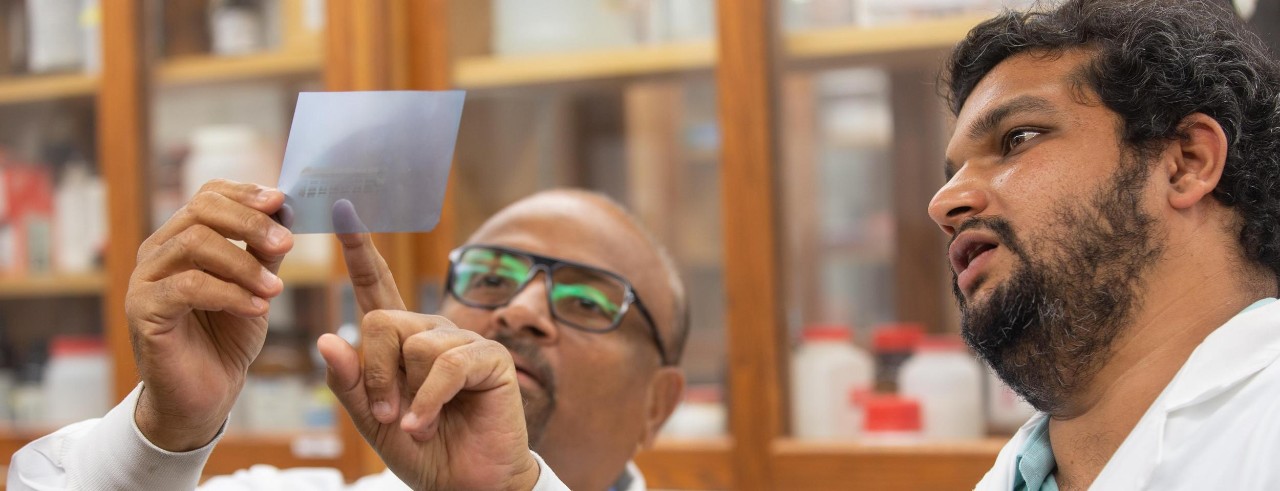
[0,0,1063,489]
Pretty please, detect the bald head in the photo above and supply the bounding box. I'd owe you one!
[439,188,691,490]
[467,189,689,363]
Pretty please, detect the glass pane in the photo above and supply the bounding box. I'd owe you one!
[780,0,1035,31]
[442,0,727,441]
[0,0,105,433]
[778,1,1036,443]
[146,0,337,445]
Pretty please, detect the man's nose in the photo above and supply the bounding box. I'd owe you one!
[492,273,561,343]
[928,172,991,236]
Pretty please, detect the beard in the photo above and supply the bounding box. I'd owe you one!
[956,153,1163,414]
[490,330,557,448]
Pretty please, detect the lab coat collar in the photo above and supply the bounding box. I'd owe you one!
[1160,299,1280,413]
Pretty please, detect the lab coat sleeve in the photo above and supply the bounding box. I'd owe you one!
[7,382,571,491]
[530,451,572,491]
[7,383,223,490]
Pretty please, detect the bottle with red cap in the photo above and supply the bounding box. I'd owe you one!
[898,334,984,440]
[791,324,873,440]
[871,323,924,392]
[860,394,923,445]
[43,335,109,426]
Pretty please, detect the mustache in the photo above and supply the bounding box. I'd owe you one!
[491,330,556,394]
[948,216,1029,308]
[949,216,1023,255]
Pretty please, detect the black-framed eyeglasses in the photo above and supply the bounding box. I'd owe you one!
[445,244,673,366]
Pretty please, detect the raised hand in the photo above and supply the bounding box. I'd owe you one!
[125,179,292,451]
[318,312,539,491]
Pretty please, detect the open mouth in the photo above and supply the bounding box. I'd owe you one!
[949,232,1001,293]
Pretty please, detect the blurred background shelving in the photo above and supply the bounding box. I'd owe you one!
[0,74,98,105]
[17,0,1266,489]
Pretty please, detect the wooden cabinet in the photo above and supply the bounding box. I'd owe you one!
[0,1,1011,489]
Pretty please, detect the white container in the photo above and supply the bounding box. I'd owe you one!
[211,0,266,56]
[43,336,110,426]
[26,0,85,73]
[493,0,638,56]
[0,368,14,424]
[987,368,1036,433]
[243,375,306,432]
[791,325,874,440]
[54,162,104,273]
[660,385,726,439]
[898,335,984,440]
[182,125,279,201]
[79,0,102,73]
[11,382,45,429]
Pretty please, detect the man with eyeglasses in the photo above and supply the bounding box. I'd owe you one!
[9,180,687,491]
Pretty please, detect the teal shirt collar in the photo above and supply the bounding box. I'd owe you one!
[1013,418,1058,491]
[1010,297,1276,490]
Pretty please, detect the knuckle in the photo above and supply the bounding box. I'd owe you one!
[182,192,218,223]
[422,314,459,331]
[199,178,233,194]
[175,270,207,296]
[434,349,471,374]
[402,333,433,354]
[173,226,210,255]
[363,367,394,390]
[362,310,396,331]
[246,211,275,235]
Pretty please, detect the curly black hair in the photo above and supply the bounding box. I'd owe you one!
[944,0,1280,283]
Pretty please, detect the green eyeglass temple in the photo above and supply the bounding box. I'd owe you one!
[446,245,675,366]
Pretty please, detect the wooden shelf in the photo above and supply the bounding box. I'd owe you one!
[0,272,106,298]
[450,16,984,90]
[635,437,733,490]
[204,432,359,479]
[786,15,990,61]
[453,41,716,89]
[770,438,1004,490]
[0,427,52,461]
[157,50,323,87]
[0,74,98,105]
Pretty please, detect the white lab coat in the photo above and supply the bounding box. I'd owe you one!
[6,384,609,490]
[975,299,1280,490]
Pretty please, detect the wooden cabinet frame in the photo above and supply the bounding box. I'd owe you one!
[0,1,999,489]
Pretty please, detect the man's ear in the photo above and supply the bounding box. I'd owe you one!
[1165,113,1229,210]
[640,367,685,449]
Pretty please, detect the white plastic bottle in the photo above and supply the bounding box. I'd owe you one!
[898,335,984,440]
[43,336,110,426]
[791,325,874,440]
[182,125,278,200]
[987,368,1036,434]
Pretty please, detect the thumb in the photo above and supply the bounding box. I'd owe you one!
[318,334,380,433]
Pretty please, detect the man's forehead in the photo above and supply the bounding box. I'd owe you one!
[468,198,642,274]
[956,51,1090,123]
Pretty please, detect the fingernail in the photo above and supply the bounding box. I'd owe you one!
[256,188,273,204]
[401,411,419,430]
[260,269,280,289]
[373,401,392,422]
[268,226,289,247]
[251,296,268,310]
[259,271,280,288]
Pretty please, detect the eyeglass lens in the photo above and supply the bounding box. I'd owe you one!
[452,248,628,330]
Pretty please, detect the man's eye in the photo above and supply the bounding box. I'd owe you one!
[575,297,603,312]
[475,274,510,288]
[1003,129,1042,153]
